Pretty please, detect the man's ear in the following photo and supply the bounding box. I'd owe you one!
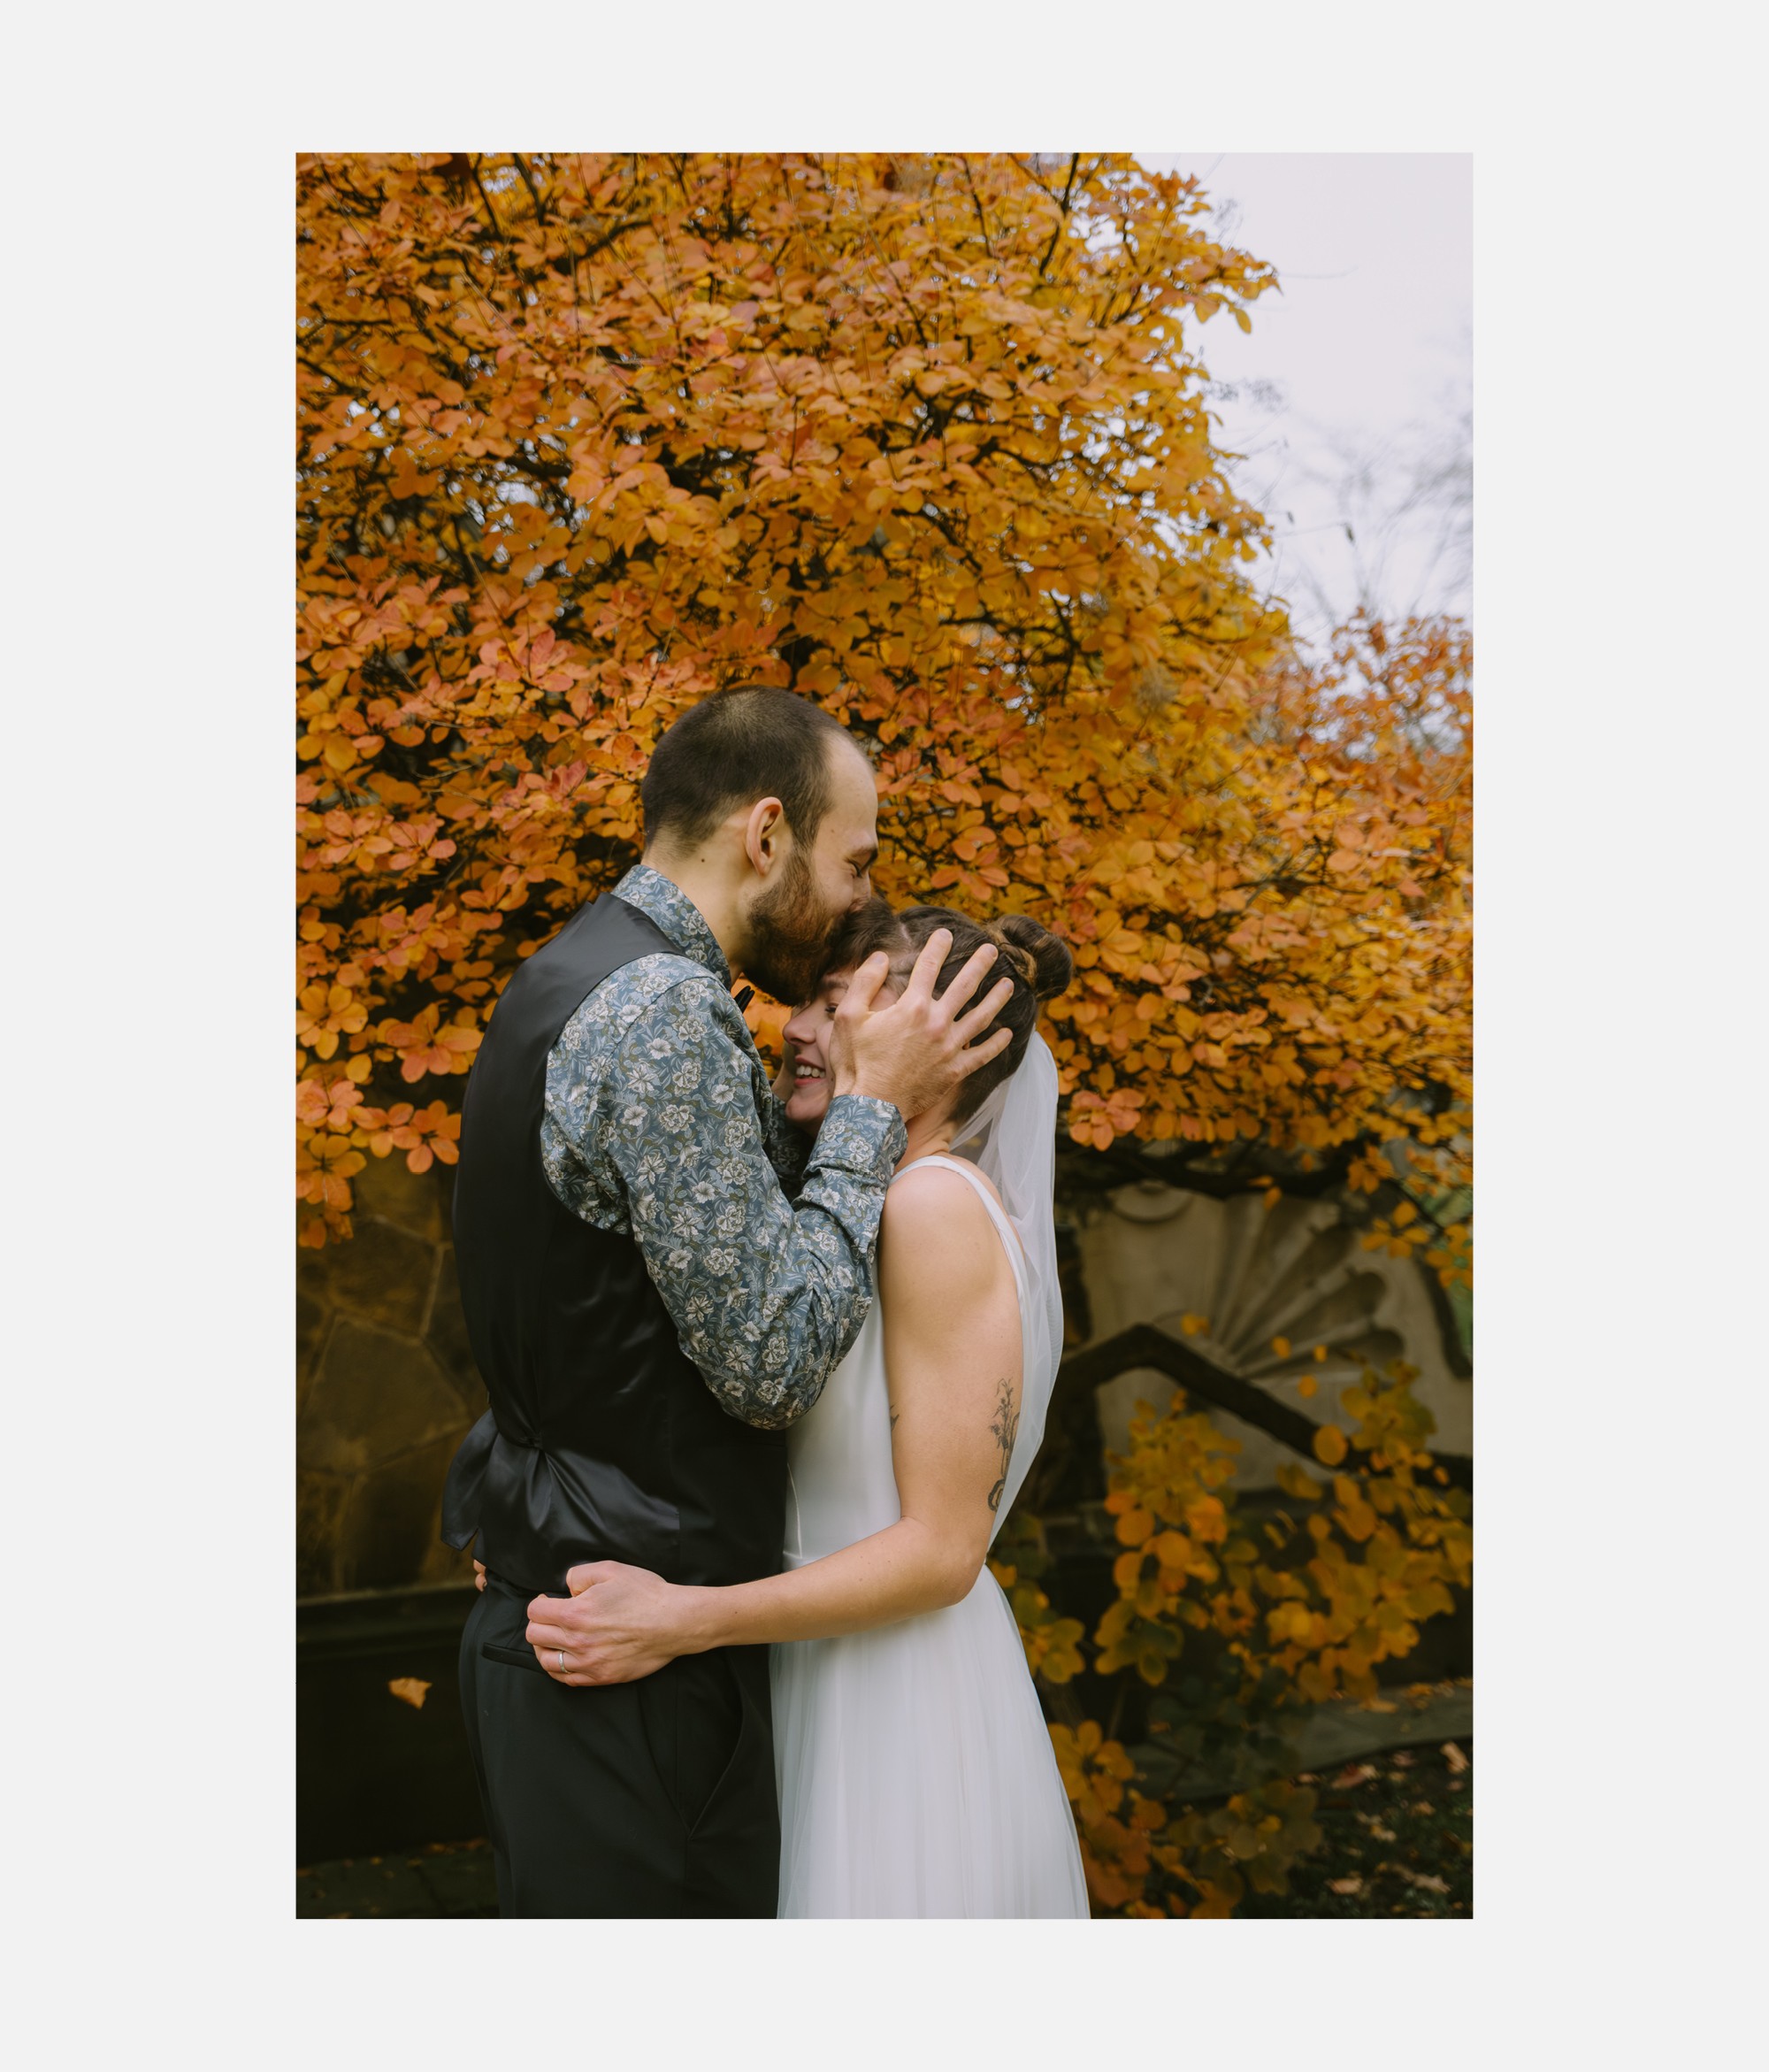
[742,795,787,879]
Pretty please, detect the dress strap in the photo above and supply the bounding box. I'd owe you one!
[894,1154,1028,1281]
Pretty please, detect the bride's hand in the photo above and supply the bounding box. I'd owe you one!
[524,1562,697,1684]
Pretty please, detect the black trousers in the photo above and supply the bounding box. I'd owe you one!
[459,1572,779,1918]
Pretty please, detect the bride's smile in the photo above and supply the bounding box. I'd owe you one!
[779,982,842,1127]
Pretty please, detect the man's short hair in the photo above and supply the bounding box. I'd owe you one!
[641,687,854,850]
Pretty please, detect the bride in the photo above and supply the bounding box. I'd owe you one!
[525,899,1090,1919]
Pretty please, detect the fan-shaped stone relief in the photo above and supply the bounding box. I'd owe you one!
[1075,1183,1470,1489]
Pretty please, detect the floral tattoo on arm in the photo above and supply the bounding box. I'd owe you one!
[986,1377,1020,1515]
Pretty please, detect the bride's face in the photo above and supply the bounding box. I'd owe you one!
[781,966,901,1129]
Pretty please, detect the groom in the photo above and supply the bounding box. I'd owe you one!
[440,685,1014,1918]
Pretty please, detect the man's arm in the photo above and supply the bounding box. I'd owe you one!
[523,1166,1023,1678]
[599,974,904,1429]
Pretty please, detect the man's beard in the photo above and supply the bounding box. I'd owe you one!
[744,849,842,1006]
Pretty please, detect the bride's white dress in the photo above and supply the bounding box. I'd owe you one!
[770,1152,1090,1918]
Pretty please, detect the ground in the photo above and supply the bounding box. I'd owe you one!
[295,1838,498,1919]
[295,1739,1472,1919]
[1237,1738,1473,1919]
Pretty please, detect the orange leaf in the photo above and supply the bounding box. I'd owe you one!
[1312,1424,1349,1468]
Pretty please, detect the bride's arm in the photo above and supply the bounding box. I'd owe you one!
[524,1165,1022,1682]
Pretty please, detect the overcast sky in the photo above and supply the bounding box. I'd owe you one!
[1140,153,1473,651]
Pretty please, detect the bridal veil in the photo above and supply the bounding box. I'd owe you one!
[949,1029,1063,1533]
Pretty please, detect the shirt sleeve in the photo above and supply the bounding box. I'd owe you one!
[600,977,907,1429]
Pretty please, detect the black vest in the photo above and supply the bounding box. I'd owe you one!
[440,894,789,1597]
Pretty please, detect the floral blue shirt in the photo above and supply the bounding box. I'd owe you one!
[540,864,907,1430]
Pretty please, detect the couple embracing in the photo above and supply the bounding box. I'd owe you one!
[441,686,1089,1919]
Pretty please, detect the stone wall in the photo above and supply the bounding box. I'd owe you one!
[296,1155,485,1599]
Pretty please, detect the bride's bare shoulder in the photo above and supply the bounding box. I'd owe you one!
[880,1161,1001,1276]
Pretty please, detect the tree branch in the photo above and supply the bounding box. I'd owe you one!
[1021,1321,1472,1515]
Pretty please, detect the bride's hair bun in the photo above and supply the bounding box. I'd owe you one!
[834,903,1074,1124]
[990,914,1073,1005]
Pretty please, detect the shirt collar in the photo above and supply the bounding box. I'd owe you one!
[612,864,732,987]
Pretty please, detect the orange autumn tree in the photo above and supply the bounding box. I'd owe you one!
[298,150,1468,1278]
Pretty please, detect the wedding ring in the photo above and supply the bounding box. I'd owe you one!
[557,1649,566,1673]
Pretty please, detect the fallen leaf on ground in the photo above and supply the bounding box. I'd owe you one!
[388,1677,431,1709]
[1442,1740,1469,1773]
[1329,1876,1364,1896]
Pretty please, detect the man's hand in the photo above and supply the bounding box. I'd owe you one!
[830,928,1015,1120]
[525,1562,701,1685]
